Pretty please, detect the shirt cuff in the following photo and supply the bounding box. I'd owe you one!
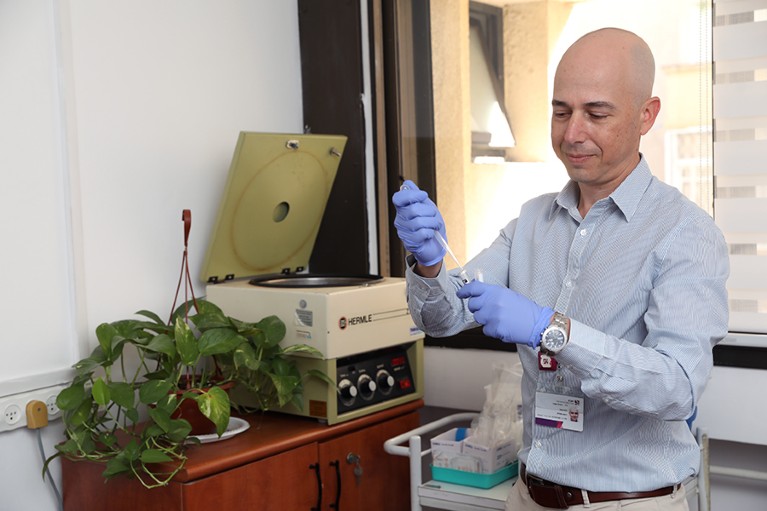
[556,319,608,376]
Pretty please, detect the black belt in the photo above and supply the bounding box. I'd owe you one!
[520,463,677,509]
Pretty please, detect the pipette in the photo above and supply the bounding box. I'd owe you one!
[434,231,471,284]
[399,183,471,284]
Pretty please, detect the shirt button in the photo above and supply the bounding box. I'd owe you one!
[565,281,573,288]
[580,228,588,236]
[534,440,542,448]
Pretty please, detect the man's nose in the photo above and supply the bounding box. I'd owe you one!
[563,114,587,144]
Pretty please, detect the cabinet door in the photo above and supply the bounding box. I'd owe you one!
[181,442,320,510]
[318,411,419,510]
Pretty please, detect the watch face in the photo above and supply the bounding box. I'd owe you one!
[545,329,566,351]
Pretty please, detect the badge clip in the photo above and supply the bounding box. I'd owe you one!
[538,351,558,371]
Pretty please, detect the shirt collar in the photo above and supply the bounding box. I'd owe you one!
[550,155,653,222]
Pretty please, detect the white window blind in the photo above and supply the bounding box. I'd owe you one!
[0,0,78,395]
[713,0,767,334]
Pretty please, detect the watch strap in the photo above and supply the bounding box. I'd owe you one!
[549,312,568,331]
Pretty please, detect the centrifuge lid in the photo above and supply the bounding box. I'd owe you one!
[201,132,347,283]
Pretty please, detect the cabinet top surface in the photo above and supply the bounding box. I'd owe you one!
[176,400,423,482]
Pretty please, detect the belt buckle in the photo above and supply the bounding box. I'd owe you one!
[525,474,570,509]
[526,474,547,487]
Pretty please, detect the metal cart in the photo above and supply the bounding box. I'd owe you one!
[385,412,710,511]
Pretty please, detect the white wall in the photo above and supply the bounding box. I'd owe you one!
[0,1,303,510]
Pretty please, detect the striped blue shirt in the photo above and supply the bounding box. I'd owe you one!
[406,157,729,491]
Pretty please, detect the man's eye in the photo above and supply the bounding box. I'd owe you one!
[589,113,608,119]
[553,111,570,119]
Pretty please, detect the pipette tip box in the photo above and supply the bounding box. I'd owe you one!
[431,461,519,489]
[430,428,518,488]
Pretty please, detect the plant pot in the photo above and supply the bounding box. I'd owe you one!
[172,378,235,436]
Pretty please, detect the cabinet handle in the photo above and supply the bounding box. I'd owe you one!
[309,463,322,511]
[329,460,341,509]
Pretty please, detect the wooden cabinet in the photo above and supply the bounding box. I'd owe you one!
[62,400,422,511]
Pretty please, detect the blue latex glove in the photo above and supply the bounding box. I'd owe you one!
[392,180,447,267]
[456,281,555,347]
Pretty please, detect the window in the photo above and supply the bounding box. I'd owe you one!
[425,0,728,350]
[469,2,515,161]
[712,0,767,337]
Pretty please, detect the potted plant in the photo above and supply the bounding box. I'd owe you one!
[47,298,328,488]
[46,209,332,488]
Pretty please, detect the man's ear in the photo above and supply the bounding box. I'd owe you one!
[639,96,661,135]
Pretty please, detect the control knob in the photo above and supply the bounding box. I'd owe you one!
[338,378,358,405]
[376,370,395,395]
[357,374,377,400]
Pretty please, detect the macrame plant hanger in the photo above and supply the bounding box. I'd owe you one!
[168,209,199,325]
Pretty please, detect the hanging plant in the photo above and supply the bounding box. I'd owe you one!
[46,210,329,488]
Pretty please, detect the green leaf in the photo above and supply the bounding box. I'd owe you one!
[91,378,110,406]
[233,343,259,371]
[123,439,141,461]
[171,299,199,322]
[194,387,230,437]
[173,299,222,320]
[110,319,145,337]
[98,432,118,447]
[249,329,268,349]
[269,372,301,407]
[57,384,86,411]
[256,315,286,346]
[130,319,173,338]
[306,368,336,387]
[140,449,173,464]
[191,308,231,331]
[139,380,174,404]
[108,382,135,409]
[198,328,245,356]
[78,433,97,455]
[144,424,165,438]
[281,344,323,357]
[55,438,79,455]
[155,393,179,414]
[174,318,199,366]
[167,419,193,443]
[144,333,176,358]
[72,349,106,377]
[103,456,130,478]
[67,399,93,427]
[271,357,299,377]
[289,392,304,411]
[95,323,118,359]
[135,309,166,325]
[148,406,172,433]
[125,408,139,424]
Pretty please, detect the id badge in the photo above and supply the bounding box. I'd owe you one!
[535,391,584,432]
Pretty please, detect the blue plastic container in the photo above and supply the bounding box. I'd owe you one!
[431,460,519,489]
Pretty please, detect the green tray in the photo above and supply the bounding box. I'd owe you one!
[431,460,519,489]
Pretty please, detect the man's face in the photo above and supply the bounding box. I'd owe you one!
[550,51,646,191]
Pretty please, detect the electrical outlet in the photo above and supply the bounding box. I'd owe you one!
[3,404,22,425]
[46,395,60,418]
[0,384,69,433]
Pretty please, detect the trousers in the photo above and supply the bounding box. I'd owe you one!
[505,478,690,511]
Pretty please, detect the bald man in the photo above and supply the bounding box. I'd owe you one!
[393,28,728,510]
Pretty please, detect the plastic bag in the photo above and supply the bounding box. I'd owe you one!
[470,361,523,455]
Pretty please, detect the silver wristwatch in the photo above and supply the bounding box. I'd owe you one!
[540,312,569,355]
